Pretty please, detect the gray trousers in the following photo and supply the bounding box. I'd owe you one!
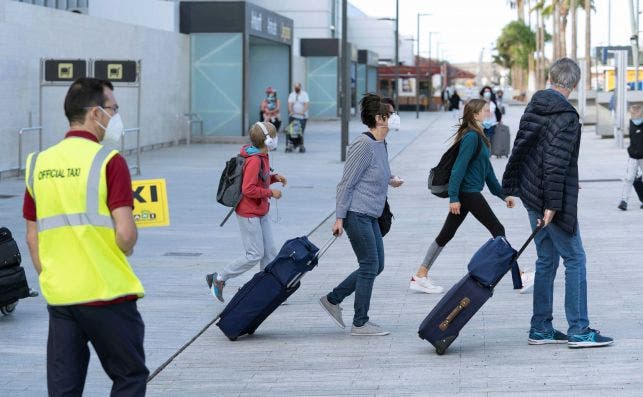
[621,158,643,201]
[220,214,278,282]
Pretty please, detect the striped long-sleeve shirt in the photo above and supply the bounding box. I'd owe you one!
[336,133,391,219]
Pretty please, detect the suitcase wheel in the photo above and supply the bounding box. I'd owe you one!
[1,302,18,315]
[434,335,458,356]
[228,336,238,341]
[247,330,255,335]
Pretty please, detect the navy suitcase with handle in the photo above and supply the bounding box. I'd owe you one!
[418,226,541,354]
[216,236,335,340]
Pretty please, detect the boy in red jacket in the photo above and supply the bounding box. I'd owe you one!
[206,122,287,302]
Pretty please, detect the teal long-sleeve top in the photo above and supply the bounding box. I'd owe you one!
[448,131,506,203]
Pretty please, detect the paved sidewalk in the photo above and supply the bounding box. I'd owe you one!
[1,106,642,396]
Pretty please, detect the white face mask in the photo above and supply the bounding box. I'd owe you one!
[388,113,401,130]
[483,91,492,100]
[96,107,124,143]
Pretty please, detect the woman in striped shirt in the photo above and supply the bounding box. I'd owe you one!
[319,93,403,336]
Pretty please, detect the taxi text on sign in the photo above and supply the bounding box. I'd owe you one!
[131,179,170,228]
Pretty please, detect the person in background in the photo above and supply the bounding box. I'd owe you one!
[503,57,614,348]
[287,82,310,152]
[319,93,403,336]
[23,77,148,396]
[261,86,282,132]
[618,104,643,210]
[479,86,500,140]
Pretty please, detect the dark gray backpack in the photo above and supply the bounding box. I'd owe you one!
[216,155,264,226]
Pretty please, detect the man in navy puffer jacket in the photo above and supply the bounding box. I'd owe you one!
[502,58,613,348]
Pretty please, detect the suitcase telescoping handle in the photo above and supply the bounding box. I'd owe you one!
[514,224,544,261]
[285,235,338,289]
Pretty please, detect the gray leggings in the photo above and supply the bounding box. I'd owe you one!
[220,214,278,282]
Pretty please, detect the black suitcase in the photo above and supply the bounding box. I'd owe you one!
[216,236,335,341]
[0,266,30,312]
[418,227,541,355]
[0,227,21,269]
[491,123,511,158]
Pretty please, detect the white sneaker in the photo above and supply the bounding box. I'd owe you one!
[519,271,535,294]
[409,275,444,294]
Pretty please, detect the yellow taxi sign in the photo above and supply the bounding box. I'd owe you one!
[131,179,170,228]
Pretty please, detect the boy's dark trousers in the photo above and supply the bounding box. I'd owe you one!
[47,300,148,397]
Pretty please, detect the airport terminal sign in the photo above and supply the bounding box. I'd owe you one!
[44,59,87,82]
[132,179,170,228]
[94,60,138,83]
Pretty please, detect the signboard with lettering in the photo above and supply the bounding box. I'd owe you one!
[246,3,293,45]
[131,179,170,228]
[94,60,138,83]
[43,59,87,82]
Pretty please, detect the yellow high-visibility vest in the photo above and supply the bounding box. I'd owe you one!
[25,137,144,305]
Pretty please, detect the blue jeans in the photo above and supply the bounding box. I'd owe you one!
[527,210,589,335]
[327,211,385,327]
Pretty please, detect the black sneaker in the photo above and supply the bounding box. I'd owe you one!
[299,145,306,153]
[618,200,628,211]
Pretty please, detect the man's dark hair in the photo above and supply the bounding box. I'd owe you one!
[64,78,114,125]
[360,93,389,129]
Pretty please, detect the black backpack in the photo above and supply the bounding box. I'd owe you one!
[216,155,264,226]
[427,136,481,198]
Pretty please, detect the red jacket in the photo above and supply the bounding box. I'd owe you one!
[236,144,278,217]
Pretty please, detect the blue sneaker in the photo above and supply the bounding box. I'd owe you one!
[205,272,225,302]
[568,328,614,348]
[528,329,568,345]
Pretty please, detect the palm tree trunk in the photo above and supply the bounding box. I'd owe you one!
[571,0,577,60]
[553,0,560,59]
[585,0,591,89]
[559,1,569,57]
[518,0,525,21]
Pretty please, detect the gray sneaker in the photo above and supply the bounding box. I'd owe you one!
[350,322,390,336]
[319,296,345,328]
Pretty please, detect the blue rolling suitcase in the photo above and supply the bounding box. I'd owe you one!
[418,226,541,354]
[216,236,336,341]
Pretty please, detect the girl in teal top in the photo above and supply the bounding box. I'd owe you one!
[410,99,532,294]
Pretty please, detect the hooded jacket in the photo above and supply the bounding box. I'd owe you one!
[502,89,581,234]
[235,144,278,217]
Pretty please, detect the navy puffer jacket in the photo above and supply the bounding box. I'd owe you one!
[502,89,581,234]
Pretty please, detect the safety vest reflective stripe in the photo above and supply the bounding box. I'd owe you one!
[35,146,115,231]
[27,152,39,196]
[37,213,113,231]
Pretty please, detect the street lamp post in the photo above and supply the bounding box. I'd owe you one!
[341,0,349,161]
[394,0,399,111]
[428,31,437,111]
[416,13,431,118]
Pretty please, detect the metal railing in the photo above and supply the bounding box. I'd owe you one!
[18,126,43,175]
[183,113,203,146]
[121,128,141,176]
